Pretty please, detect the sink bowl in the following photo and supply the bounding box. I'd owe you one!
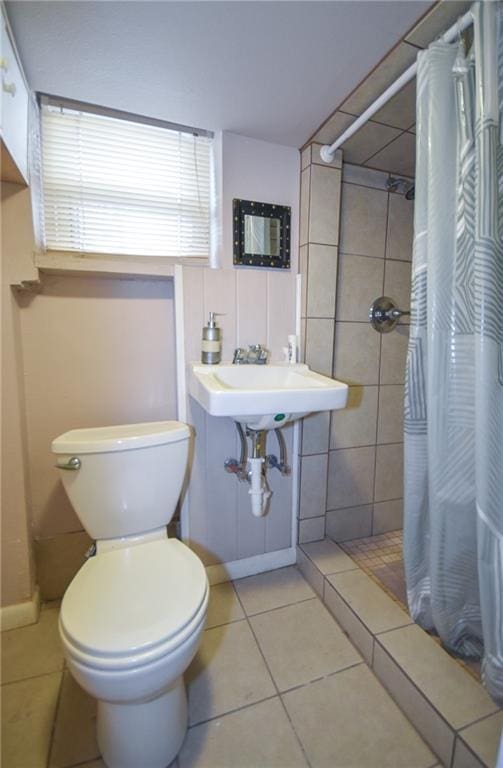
[189,363,348,430]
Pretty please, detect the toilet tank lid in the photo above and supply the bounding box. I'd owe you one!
[52,421,190,454]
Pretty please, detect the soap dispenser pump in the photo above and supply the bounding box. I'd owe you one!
[201,312,222,364]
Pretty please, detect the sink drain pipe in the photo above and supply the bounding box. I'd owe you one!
[248,430,272,518]
[225,425,290,517]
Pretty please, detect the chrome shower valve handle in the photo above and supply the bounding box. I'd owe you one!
[369,296,410,333]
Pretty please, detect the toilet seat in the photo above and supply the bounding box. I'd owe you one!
[60,538,208,672]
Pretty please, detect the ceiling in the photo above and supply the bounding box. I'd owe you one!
[310,0,472,177]
[6,0,432,148]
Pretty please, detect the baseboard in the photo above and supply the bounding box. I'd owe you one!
[205,547,296,586]
[1,585,41,631]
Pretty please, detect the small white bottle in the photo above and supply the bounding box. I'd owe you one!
[201,312,222,364]
[287,335,298,364]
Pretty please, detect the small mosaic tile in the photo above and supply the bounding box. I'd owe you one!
[339,531,482,682]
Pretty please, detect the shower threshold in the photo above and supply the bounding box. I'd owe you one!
[297,535,502,768]
[339,531,481,682]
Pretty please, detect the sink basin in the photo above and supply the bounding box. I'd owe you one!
[189,363,348,429]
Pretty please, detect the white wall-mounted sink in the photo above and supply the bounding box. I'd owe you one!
[189,363,348,430]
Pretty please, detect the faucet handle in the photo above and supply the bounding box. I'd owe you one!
[233,347,246,364]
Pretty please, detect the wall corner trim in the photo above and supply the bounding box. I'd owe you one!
[0,585,41,631]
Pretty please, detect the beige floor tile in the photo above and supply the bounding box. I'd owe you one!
[296,547,324,598]
[324,580,374,664]
[452,739,485,768]
[373,640,455,766]
[233,566,314,616]
[186,620,275,725]
[378,624,499,730]
[326,569,412,635]
[250,599,362,692]
[179,697,308,768]
[283,664,435,768]
[1,605,64,684]
[74,761,106,768]
[300,538,358,576]
[49,670,99,767]
[457,711,503,768]
[205,582,245,630]
[1,671,62,768]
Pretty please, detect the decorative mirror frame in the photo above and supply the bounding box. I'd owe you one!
[233,198,291,269]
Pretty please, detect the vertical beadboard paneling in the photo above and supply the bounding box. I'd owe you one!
[205,412,239,563]
[236,270,268,351]
[203,268,237,362]
[185,398,216,564]
[182,265,205,364]
[237,479,267,559]
[266,423,294,552]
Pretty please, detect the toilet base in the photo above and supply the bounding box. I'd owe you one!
[97,676,187,768]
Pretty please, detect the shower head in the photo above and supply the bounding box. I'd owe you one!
[385,175,414,200]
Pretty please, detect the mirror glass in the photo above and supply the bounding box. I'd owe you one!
[244,215,281,257]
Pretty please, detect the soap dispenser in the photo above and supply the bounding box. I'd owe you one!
[201,312,222,364]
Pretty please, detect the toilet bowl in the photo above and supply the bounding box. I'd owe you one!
[52,421,209,768]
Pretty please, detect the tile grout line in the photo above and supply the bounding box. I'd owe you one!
[188,692,280,731]
[238,594,318,621]
[456,708,503,734]
[231,581,314,768]
[1,666,65,688]
[46,667,66,768]
[372,189,391,533]
[279,659,365,696]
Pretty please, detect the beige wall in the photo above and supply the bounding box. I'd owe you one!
[1,183,36,607]
[20,275,177,540]
[2,183,178,601]
[22,274,177,598]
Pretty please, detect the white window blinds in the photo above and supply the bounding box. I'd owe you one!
[40,101,213,258]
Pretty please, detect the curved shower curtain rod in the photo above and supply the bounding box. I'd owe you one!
[320,6,475,164]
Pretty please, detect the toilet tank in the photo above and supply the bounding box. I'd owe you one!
[52,421,190,540]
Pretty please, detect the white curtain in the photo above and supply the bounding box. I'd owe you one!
[404,1,503,703]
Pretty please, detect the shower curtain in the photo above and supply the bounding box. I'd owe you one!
[404,0,503,704]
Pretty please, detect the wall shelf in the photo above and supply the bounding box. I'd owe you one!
[34,251,210,280]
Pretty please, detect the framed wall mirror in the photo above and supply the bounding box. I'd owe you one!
[233,198,291,269]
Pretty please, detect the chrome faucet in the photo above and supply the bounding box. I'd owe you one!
[232,347,247,364]
[232,345,269,365]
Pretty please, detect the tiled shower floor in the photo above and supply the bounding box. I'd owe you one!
[340,530,482,681]
[340,531,407,607]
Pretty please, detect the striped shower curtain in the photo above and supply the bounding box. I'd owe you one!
[404,1,503,704]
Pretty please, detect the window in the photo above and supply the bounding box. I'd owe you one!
[40,97,213,259]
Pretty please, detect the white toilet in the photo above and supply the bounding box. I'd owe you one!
[52,421,209,768]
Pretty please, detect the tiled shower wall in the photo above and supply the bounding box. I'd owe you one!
[298,153,413,544]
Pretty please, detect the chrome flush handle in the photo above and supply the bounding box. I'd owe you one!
[56,456,81,470]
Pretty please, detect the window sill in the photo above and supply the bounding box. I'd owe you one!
[34,251,209,280]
